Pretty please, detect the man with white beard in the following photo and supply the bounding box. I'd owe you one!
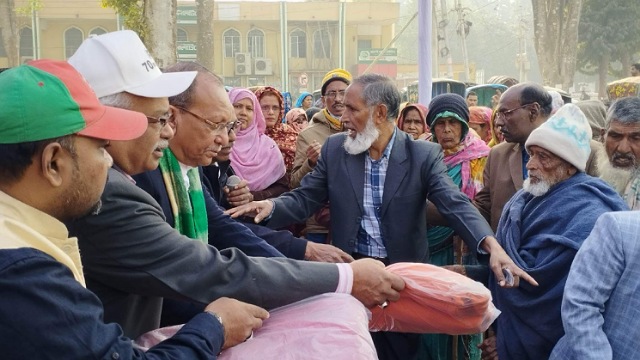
[598,97,640,209]
[489,104,628,360]
[227,74,537,360]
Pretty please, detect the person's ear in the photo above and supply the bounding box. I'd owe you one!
[168,105,179,132]
[375,104,388,123]
[40,142,72,188]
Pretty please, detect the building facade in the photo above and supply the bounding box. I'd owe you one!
[1,0,399,96]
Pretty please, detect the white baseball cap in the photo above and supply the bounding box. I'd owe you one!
[68,30,197,98]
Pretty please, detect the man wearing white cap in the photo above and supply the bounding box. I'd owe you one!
[488,104,628,360]
[66,30,405,341]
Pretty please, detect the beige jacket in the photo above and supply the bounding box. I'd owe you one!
[289,111,342,234]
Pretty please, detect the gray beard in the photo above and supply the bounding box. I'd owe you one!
[596,150,639,195]
[344,116,380,155]
[523,178,551,197]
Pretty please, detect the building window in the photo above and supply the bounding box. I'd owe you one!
[223,29,240,58]
[290,29,306,58]
[89,27,107,36]
[19,27,33,60]
[177,28,188,42]
[313,29,331,59]
[247,28,265,59]
[64,27,84,59]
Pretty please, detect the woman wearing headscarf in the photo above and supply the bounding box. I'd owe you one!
[468,106,493,144]
[487,109,504,147]
[397,103,431,140]
[576,99,607,142]
[295,92,313,110]
[228,88,288,200]
[285,108,309,133]
[254,86,299,174]
[419,94,492,360]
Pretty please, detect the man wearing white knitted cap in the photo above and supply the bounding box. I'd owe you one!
[488,104,629,360]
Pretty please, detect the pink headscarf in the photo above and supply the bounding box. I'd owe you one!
[228,88,286,192]
[285,108,308,133]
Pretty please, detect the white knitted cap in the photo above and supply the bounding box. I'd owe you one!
[526,104,592,171]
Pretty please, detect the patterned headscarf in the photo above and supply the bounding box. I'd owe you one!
[228,88,286,191]
[285,108,308,133]
[254,86,285,123]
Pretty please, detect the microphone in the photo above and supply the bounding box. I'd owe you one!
[226,175,242,190]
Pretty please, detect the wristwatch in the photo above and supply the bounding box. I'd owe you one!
[205,310,226,349]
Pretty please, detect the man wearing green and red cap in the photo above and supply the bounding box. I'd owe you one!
[0,60,266,358]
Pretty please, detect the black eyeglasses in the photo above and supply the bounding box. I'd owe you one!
[175,106,231,134]
[146,113,171,127]
[496,102,536,119]
[226,121,240,134]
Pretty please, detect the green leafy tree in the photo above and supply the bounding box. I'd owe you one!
[577,0,640,96]
[101,0,147,43]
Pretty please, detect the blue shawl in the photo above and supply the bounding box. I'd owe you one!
[490,172,628,360]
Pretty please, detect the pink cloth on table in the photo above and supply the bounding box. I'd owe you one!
[135,293,377,359]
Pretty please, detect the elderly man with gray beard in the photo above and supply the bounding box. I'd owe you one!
[489,104,628,360]
[227,73,537,360]
[597,97,640,209]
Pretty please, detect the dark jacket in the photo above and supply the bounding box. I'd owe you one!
[66,168,341,338]
[268,130,494,263]
[0,247,222,359]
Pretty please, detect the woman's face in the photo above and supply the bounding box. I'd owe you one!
[302,95,313,110]
[259,94,281,128]
[401,109,425,140]
[233,98,254,130]
[492,116,504,143]
[433,117,463,150]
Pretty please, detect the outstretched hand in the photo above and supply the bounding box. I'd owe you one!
[349,258,405,308]
[483,236,538,288]
[204,297,269,349]
[224,200,274,223]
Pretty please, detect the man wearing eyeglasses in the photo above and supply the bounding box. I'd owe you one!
[289,68,353,244]
[66,30,404,342]
[474,82,602,231]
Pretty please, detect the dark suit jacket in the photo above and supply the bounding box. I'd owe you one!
[66,168,340,338]
[474,140,602,231]
[134,167,306,259]
[267,130,494,264]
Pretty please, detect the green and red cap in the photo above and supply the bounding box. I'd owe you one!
[0,59,147,144]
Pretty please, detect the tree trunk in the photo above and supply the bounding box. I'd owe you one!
[532,0,583,91]
[0,0,20,66]
[144,0,177,68]
[598,53,609,100]
[196,0,214,70]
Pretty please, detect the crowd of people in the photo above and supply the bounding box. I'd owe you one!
[1,29,640,360]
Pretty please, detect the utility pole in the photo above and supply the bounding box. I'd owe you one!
[515,1,529,82]
[454,0,470,82]
[437,0,453,78]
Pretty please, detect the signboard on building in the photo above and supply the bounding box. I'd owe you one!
[177,6,197,25]
[177,41,197,60]
[358,48,397,64]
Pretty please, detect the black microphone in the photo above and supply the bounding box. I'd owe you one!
[226,175,242,190]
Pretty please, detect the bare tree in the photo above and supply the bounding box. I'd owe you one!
[531,0,582,90]
[144,0,177,68]
[0,0,20,66]
[102,0,177,67]
[196,0,214,70]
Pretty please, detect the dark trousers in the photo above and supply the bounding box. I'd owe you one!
[371,331,420,360]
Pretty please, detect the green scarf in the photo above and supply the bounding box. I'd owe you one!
[158,148,208,243]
